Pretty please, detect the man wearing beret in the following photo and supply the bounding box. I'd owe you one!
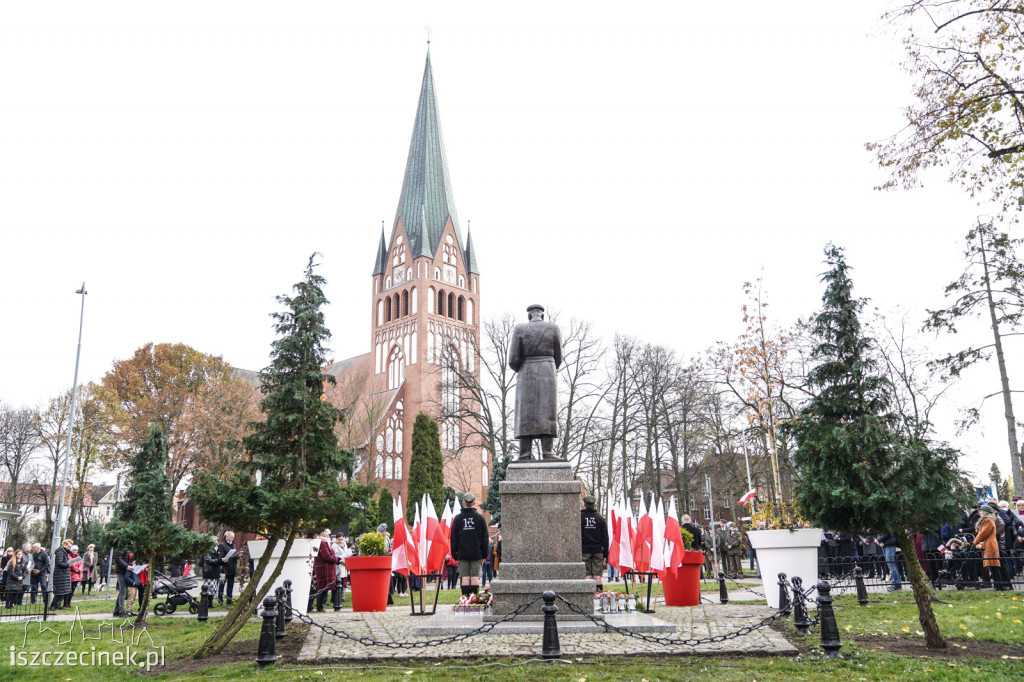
[580,495,609,591]
[450,492,488,597]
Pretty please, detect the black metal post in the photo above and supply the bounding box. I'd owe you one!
[332,581,343,612]
[778,572,791,616]
[255,596,279,666]
[718,572,729,604]
[198,585,209,622]
[540,590,560,660]
[275,587,286,640]
[816,580,843,659]
[791,576,811,635]
[283,579,294,625]
[854,567,869,607]
[43,590,49,622]
[644,572,655,613]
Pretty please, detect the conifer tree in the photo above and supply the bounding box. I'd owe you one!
[377,487,394,534]
[188,255,365,658]
[791,245,973,649]
[481,451,510,524]
[406,412,444,522]
[102,423,213,625]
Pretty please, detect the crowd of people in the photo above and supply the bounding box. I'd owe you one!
[819,499,1024,592]
[2,540,103,610]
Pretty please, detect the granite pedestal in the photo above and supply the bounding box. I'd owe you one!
[485,460,599,622]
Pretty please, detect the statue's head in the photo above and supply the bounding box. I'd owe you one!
[527,304,545,321]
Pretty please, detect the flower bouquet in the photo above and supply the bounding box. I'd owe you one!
[453,587,493,612]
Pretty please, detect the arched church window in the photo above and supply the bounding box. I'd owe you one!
[427,287,435,314]
[385,297,392,322]
[411,287,418,314]
[459,275,465,289]
[394,457,403,480]
[437,290,445,317]
[467,300,474,325]
[448,293,455,319]
[393,294,400,318]
[377,300,384,325]
[457,296,464,321]
[434,267,440,280]
[402,290,409,316]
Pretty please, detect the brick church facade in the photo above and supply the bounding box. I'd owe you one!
[326,52,489,506]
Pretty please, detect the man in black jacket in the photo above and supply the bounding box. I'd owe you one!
[29,543,49,605]
[580,495,609,591]
[216,531,237,605]
[449,492,488,597]
[113,547,132,617]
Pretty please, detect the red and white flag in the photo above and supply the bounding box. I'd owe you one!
[425,494,449,573]
[663,496,686,574]
[615,497,635,572]
[738,489,756,505]
[633,494,653,573]
[182,562,192,577]
[392,494,419,575]
[608,496,621,569]
[650,494,667,577]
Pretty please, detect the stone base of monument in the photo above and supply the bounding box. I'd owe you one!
[484,460,598,622]
[411,609,677,636]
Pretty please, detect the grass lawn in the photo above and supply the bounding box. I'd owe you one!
[2,586,1019,680]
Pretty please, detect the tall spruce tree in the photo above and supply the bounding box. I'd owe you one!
[377,487,394,534]
[791,245,973,650]
[406,412,444,522]
[481,450,510,524]
[102,423,213,625]
[188,255,365,658]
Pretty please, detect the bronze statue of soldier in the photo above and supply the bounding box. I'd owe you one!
[509,304,563,461]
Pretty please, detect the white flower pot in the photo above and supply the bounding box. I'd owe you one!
[747,528,822,609]
[247,538,319,615]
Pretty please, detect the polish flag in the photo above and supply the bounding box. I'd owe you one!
[425,494,449,573]
[650,494,666,577]
[412,503,427,574]
[182,562,192,577]
[392,494,418,575]
[608,497,621,569]
[634,495,653,573]
[616,505,635,572]
[738,489,756,505]
[663,496,686,574]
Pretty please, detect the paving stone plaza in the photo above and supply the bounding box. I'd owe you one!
[296,598,798,660]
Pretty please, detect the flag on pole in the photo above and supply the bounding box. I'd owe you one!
[650,494,666,577]
[664,496,686,574]
[392,494,417,575]
[425,494,449,573]
[633,494,652,573]
[608,496,621,569]
[616,502,635,572]
[738,489,756,505]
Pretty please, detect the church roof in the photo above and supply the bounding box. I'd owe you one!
[464,225,480,275]
[393,52,466,261]
[371,226,388,276]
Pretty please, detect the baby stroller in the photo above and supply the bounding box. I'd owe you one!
[151,568,201,616]
[934,537,972,591]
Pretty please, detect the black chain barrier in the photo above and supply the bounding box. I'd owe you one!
[287,593,545,649]
[720,572,767,599]
[552,594,786,647]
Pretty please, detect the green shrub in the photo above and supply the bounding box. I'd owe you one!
[358,532,387,556]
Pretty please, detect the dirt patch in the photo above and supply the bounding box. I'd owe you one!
[770,621,1021,661]
[146,623,310,676]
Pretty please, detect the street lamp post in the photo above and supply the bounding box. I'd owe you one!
[49,283,87,592]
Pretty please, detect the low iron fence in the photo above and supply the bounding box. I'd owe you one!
[0,589,51,620]
[818,551,1024,592]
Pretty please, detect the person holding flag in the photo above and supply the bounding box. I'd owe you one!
[580,495,609,591]
[449,492,488,597]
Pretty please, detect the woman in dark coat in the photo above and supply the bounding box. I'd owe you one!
[312,529,338,612]
[4,548,25,608]
[51,539,74,609]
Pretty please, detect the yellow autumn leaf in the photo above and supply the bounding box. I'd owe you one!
[966,632,974,637]
[901,626,910,632]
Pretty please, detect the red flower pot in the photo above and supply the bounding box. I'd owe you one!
[346,556,392,612]
[661,551,704,606]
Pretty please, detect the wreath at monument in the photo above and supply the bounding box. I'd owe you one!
[454,587,493,611]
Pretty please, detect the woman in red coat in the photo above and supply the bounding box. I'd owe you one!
[312,529,338,612]
[974,505,1002,589]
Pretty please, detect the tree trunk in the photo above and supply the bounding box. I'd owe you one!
[896,530,945,649]
[135,564,154,625]
[980,229,1024,497]
[192,532,285,658]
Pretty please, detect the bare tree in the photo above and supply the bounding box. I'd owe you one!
[556,318,608,473]
[1,403,39,507]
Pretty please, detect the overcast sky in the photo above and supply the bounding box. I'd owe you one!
[0,2,1014,485]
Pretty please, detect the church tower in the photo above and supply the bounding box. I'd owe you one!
[365,52,487,505]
